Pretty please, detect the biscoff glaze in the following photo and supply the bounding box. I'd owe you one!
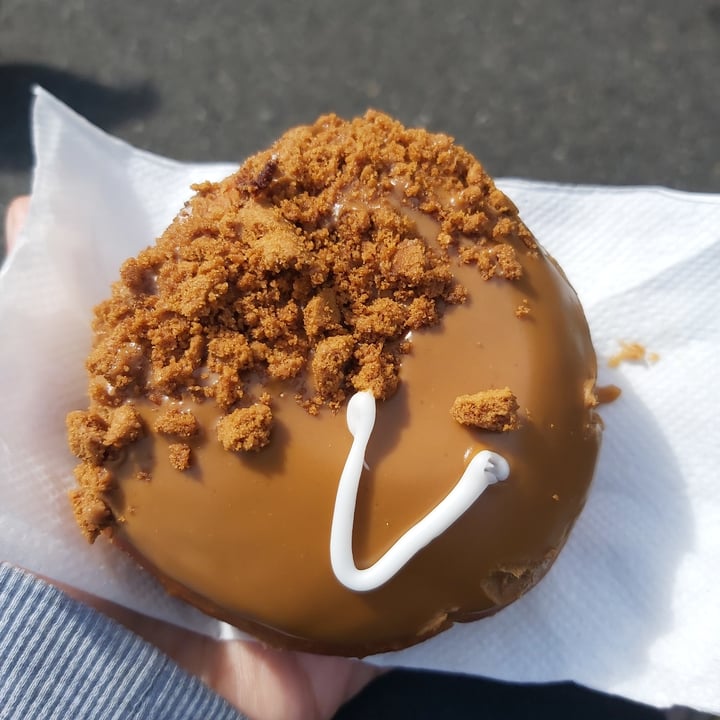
[68,112,601,655]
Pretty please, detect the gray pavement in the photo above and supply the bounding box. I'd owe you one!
[1,1,718,718]
[2,1,719,213]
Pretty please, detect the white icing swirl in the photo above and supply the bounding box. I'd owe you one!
[330,391,510,592]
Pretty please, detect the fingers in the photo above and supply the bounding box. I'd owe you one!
[214,640,382,720]
[4,196,31,255]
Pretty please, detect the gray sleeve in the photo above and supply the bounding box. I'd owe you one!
[0,563,243,720]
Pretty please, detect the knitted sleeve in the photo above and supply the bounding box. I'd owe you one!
[0,563,243,720]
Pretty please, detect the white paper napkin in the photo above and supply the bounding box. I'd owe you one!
[1,88,718,713]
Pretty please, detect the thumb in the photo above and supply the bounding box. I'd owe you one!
[4,196,31,255]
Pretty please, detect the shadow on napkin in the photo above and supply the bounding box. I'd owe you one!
[566,377,694,687]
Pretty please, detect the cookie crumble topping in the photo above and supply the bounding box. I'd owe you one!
[68,111,536,540]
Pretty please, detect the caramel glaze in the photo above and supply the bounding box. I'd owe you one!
[105,207,601,656]
[597,384,622,404]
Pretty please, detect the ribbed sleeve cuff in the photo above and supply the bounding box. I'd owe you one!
[0,563,242,720]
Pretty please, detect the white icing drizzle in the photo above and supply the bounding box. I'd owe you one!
[330,390,510,592]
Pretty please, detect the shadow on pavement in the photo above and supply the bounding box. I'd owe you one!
[0,63,158,172]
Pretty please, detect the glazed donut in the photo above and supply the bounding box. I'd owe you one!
[67,111,601,656]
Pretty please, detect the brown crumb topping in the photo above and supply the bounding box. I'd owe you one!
[608,340,659,368]
[67,405,143,463]
[154,407,200,438]
[515,298,531,318]
[596,384,622,404]
[168,443,192,471]
[216,404,273,452]
[68,110,539,540]
[85,111,534,417]
[69,488,112,542]
[311,335,355,402]
[583,379,599,408]
[450,388,519,432]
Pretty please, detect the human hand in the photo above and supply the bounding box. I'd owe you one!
[3,196,30,253]
[3,195,381,720]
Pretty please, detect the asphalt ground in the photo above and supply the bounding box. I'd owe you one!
[1,1,718,718]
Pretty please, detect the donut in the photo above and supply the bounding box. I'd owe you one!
[66,111,601,656]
